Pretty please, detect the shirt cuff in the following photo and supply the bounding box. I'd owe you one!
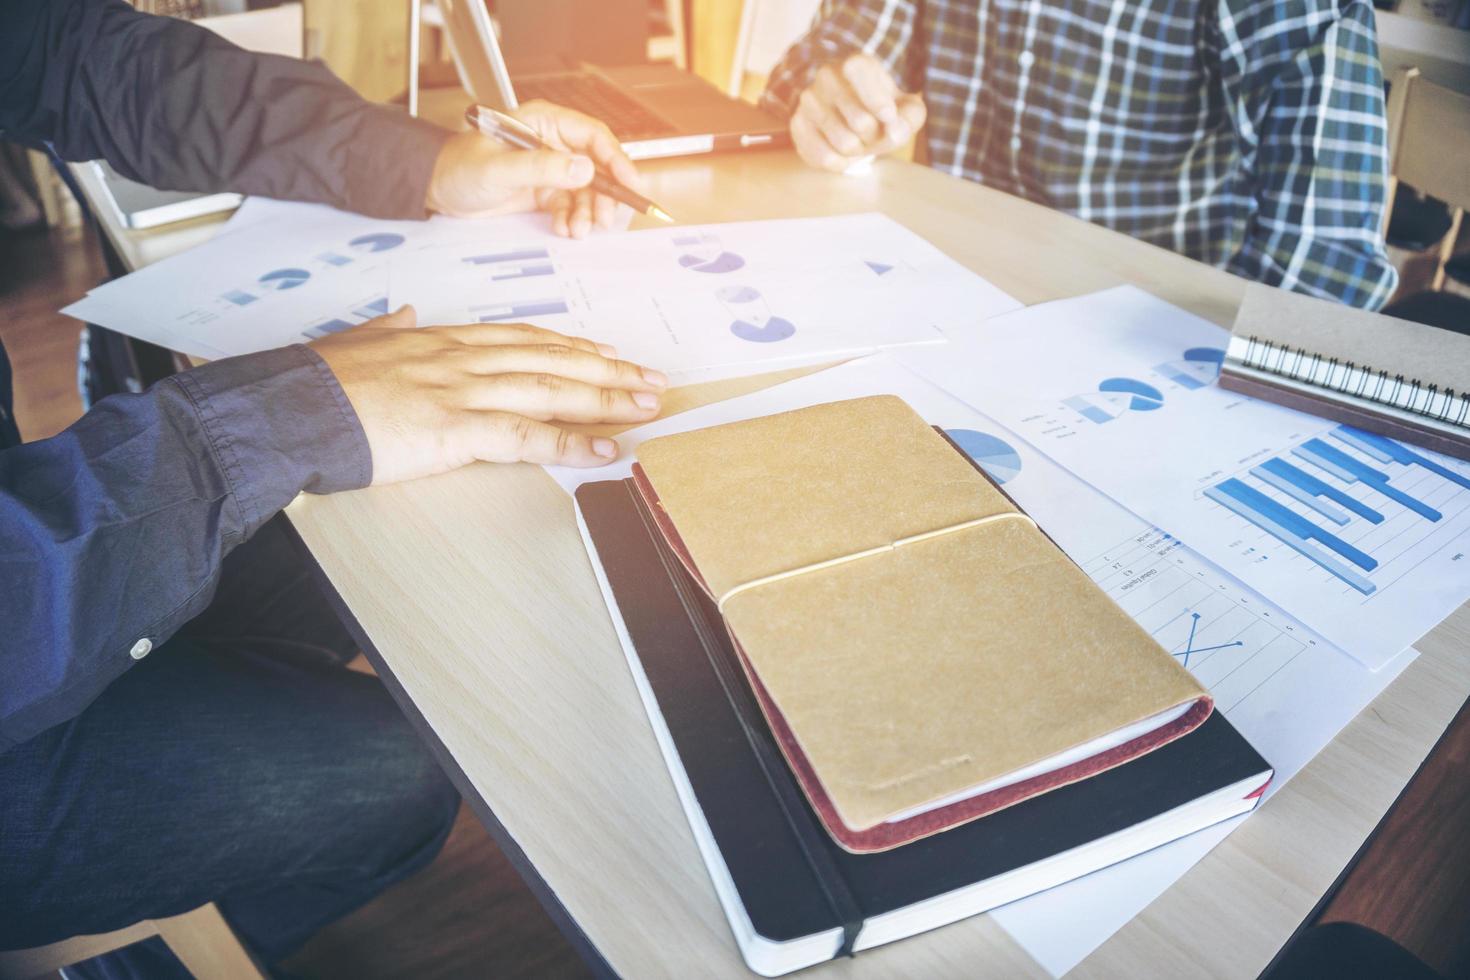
[345,106,454,220]
[169,345,372,539]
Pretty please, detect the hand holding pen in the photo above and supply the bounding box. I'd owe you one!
[424,100,673,238]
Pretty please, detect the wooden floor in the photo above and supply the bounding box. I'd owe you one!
[4,223,1468,979]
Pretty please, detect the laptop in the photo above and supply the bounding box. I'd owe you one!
[436,0,788,159]
[89,160,242,230]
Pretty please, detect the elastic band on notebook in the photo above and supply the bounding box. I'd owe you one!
[716,512,1038,613]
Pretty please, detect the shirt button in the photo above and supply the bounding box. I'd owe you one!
[129,637,153,660]
[1018,50,1035,69]
[1010,136,1023,151]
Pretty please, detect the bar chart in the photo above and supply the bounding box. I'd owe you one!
[302,296,391,340]
[462,247,557,282]
[1204,425,1470,595]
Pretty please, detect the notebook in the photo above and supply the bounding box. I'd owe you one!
[1220,283,1470,461]
[574,461,1272,975]
[626,396,1212,851]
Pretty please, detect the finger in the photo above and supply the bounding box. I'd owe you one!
[517,100,646,193]
[880,92,927,148]
[486,148,596,192]
[814,67,882,146]
[569,187,594,239]
[798,85,864,158]
[841,54,901,125]
[535,186,570,212]
[592,182,618,230]
[467,412,619,467]
[435,321,616,358]
[466,343,667,391]
[469,373,662,423]
[790,111,855,172]
[363,305,418,329]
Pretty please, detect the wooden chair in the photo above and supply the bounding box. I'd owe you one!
[1383,67,1470,292]
[0,903,264,980]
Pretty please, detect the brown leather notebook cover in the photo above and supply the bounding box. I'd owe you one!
[633,396,1211,851]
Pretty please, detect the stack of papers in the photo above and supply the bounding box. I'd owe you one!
[65,202,1020,382]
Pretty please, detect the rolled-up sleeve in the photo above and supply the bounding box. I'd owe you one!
[761,0,921,119]
[0,347,370,749]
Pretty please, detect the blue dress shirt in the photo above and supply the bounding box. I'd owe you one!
[0,0,449,748]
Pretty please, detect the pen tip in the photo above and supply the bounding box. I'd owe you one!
[648,205,676,224]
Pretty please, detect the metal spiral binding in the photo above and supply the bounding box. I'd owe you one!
[1236,335,1470,428]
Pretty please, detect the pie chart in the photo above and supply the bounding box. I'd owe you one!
[945,429,1022,484]
[349,232,406,253]
[730,316,795,343]
[258,267,311,291]
[678,251,745,273]
[1185,347,1225,369]
[1098,377,1164,411]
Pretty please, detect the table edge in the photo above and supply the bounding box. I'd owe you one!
[279,515,618,980]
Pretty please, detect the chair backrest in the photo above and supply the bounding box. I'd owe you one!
[1386,67,1470,213]
[728,0,823,99]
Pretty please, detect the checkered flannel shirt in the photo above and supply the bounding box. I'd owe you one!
[764,0,1398,309]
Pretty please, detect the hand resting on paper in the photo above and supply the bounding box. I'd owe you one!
[790,53,927,172]
[426,100,647,239]
[310,305,666,482]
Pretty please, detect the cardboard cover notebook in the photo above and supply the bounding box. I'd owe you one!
[630,395,1212,852]
[1220,283,1470,461]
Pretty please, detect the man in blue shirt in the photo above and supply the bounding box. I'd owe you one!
[0,0,666,972]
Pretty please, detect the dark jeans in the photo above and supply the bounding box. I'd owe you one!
[0,516,460,969]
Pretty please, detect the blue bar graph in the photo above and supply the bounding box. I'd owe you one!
[353,296,389,320]
[462,248,551,266]
[1330,426,1470,492]
[302,318,355,339]
[1294,438,1443,521]
[474,299,570,321]
[1252,457,1384,525]
[223,290,256,306]
[490,263,556,281]
[1205,479,1377,595]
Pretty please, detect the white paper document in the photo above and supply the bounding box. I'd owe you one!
[553,355,1416,974]
[64,201,552,360]
[390,213,1021,382]
[896,286,1470,671]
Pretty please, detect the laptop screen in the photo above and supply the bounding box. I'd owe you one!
[492,0,649,71]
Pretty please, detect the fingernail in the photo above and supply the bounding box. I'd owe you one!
[641,367,668,388]
[569,156,594,183]
[633,391,660,410]
[593,437,617,458]
[878,106,899,125]
[888,122,911,143]
[596,343,618,357]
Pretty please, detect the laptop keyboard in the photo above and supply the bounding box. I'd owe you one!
[515,74,680,142]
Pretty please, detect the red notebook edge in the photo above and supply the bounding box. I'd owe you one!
[627,461,1217,854]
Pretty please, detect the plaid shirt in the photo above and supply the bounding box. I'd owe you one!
[764,0,1398,309]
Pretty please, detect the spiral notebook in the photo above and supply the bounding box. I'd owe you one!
[1219,283,1470,461]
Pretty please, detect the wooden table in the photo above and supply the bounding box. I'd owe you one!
[75,145,1470,980]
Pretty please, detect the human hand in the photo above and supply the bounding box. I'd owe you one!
[790,53,927,172]
[425,100,646,239]
[310,306,666,482]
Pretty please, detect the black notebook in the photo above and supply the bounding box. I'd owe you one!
[575,476,1273,977]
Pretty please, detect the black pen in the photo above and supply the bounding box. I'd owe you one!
[465,104,675,224]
